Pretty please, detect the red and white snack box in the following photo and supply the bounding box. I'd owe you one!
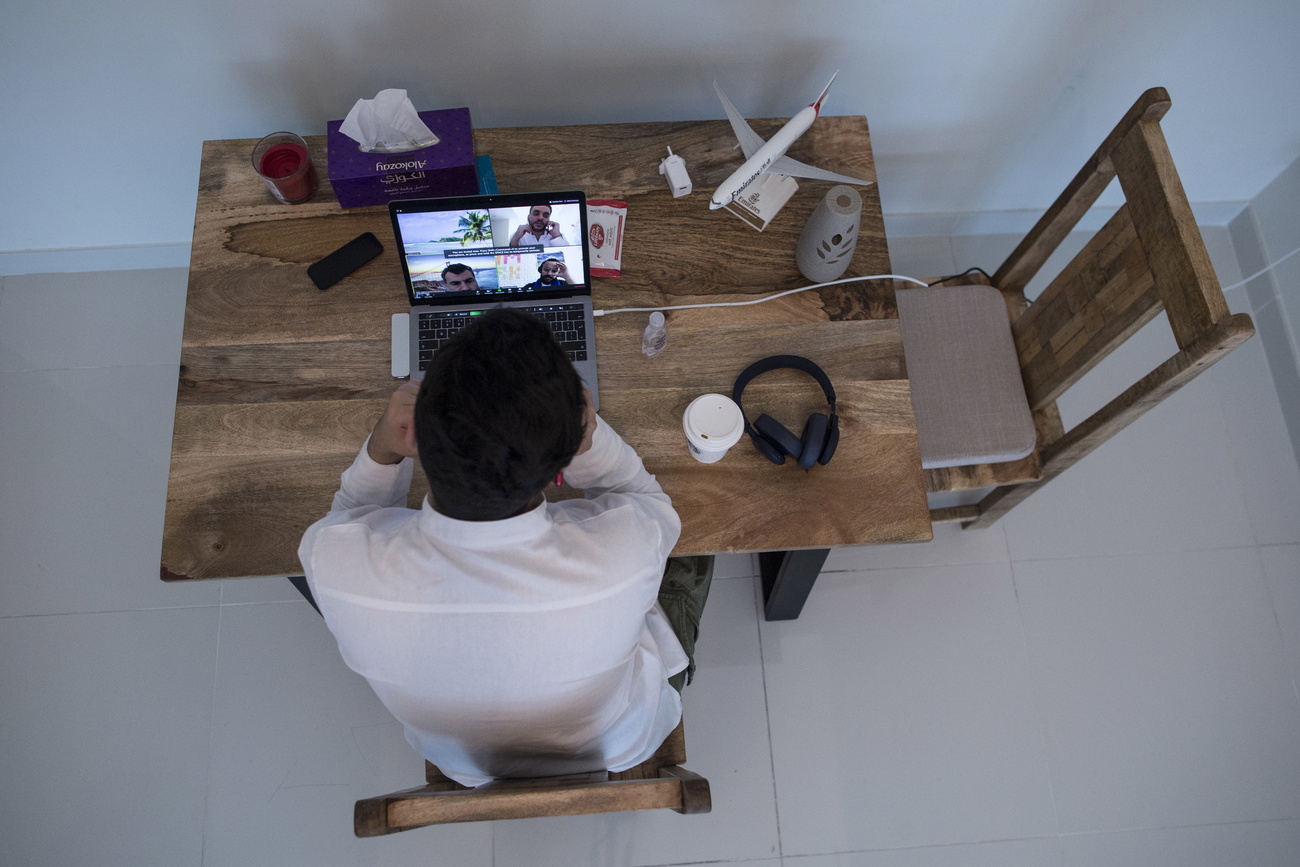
[586,200,627,278]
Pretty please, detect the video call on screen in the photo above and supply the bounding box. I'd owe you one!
[395,199,587,300]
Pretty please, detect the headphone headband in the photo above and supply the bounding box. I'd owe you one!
[731,355,837,412]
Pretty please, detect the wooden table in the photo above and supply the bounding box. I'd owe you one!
[162,117,931,620]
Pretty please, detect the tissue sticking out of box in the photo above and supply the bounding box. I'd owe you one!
[339,89,440,153]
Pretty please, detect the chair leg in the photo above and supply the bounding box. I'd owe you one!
[929,505,980,524]
[287,575,322,616]
[932,492,1024,529]
[959,481,1040,529]
[659,766,712,814]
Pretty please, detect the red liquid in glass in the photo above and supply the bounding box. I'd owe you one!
[260,142,304,177]
[258,142,317,202]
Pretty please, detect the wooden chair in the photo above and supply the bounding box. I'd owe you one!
[896,87,1255,529]
[354,720,710,836]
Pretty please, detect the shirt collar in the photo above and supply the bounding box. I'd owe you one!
[417,496,550,549]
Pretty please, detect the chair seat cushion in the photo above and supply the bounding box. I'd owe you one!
[896,284,1037,469]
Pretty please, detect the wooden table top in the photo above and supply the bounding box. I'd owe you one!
[162,116,930,581]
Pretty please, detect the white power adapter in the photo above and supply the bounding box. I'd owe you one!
[658,147,692,197]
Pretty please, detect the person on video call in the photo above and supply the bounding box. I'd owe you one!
[508,203,568,247]
[440,263,479,293]
[525,258,572,289]
[298,309,713,785]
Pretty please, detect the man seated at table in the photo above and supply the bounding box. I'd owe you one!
[508,203,568,247]
[298,309,711,785]
[524,257,572,289]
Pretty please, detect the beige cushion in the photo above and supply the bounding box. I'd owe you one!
[896,284,1037,469]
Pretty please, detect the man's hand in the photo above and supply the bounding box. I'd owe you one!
[367,382,422,465]
[508,225,528,246]
[546,220,561,238]
[574,387,597,457]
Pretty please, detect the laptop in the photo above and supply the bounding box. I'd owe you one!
[389,190,599,409]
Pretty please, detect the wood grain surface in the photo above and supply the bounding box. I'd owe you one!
[163,117,929,580]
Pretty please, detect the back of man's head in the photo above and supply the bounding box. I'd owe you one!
[415,308,585,521]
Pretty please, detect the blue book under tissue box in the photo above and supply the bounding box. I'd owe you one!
[326,107,478,209]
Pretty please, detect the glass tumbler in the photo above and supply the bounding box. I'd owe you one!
[251,131,319,204]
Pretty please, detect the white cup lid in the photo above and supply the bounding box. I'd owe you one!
[684,394,744,446]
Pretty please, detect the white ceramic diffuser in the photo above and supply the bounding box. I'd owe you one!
[795,185,862,283]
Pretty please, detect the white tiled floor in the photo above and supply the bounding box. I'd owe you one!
[2,229,1298,866]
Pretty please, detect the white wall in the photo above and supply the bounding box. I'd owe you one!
[3,0,1299,272]
[1230,156,1300,468]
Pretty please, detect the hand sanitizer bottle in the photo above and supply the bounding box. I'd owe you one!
[642,311,667,357]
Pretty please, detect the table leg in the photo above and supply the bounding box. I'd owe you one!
[759,549,830,621]
[287,575,322,616]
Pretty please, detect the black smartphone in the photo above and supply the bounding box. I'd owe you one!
[307,232,384,290]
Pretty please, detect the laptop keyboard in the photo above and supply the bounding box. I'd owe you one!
[416,303,589,372]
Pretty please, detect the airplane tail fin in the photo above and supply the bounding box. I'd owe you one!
[810,70,839,116]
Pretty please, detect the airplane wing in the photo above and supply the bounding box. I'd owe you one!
[713,81,767,160]
[768,154,872,186]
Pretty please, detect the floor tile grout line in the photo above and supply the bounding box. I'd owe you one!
[1052,815,1300,838]
[1253,544,1294,661]
[638,856,768,867]
[777,814,1300,860]
[218,598,310,608]
[810,538,1298,577]
[1003,541,1275,567]
[996,520,1014,566]
[780,833,1063,859]
[1202,343,1278,552]
[1007,558,1064,838]
[803,541,1275,588]
[1250,544,1300,723]
[817,558,1007,576]
[200,603,222,866]
[751,571,786,862]
[0,603,223,620]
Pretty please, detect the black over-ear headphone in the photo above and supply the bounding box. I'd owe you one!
[732,355,839,469]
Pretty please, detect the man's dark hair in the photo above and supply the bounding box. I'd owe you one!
[528,203,552,215]
[441,263,474,280]
[415,308,585,521]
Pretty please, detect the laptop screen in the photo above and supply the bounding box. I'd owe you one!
[389,191,590,306]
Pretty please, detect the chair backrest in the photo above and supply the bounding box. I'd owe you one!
[354,720,710,836]
[928,88,1254,528]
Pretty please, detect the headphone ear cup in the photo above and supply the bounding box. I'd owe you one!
[819,413,839,465]
[749,431,786,465]
[754,413,801,462]
[798,413,829,470]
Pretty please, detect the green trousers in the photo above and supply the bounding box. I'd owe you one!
[658,555,715,692]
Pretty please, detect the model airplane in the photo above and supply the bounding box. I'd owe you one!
[709,73,872,210]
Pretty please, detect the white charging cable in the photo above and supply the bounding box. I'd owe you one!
[592,273,929,317]
[590,241,1300,317]
[1219,243,1300,293]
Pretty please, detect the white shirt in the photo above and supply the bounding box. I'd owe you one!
[514,229,568,246]
[298,416,686,785]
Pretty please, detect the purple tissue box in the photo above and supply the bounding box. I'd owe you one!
[326,107,478,209]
